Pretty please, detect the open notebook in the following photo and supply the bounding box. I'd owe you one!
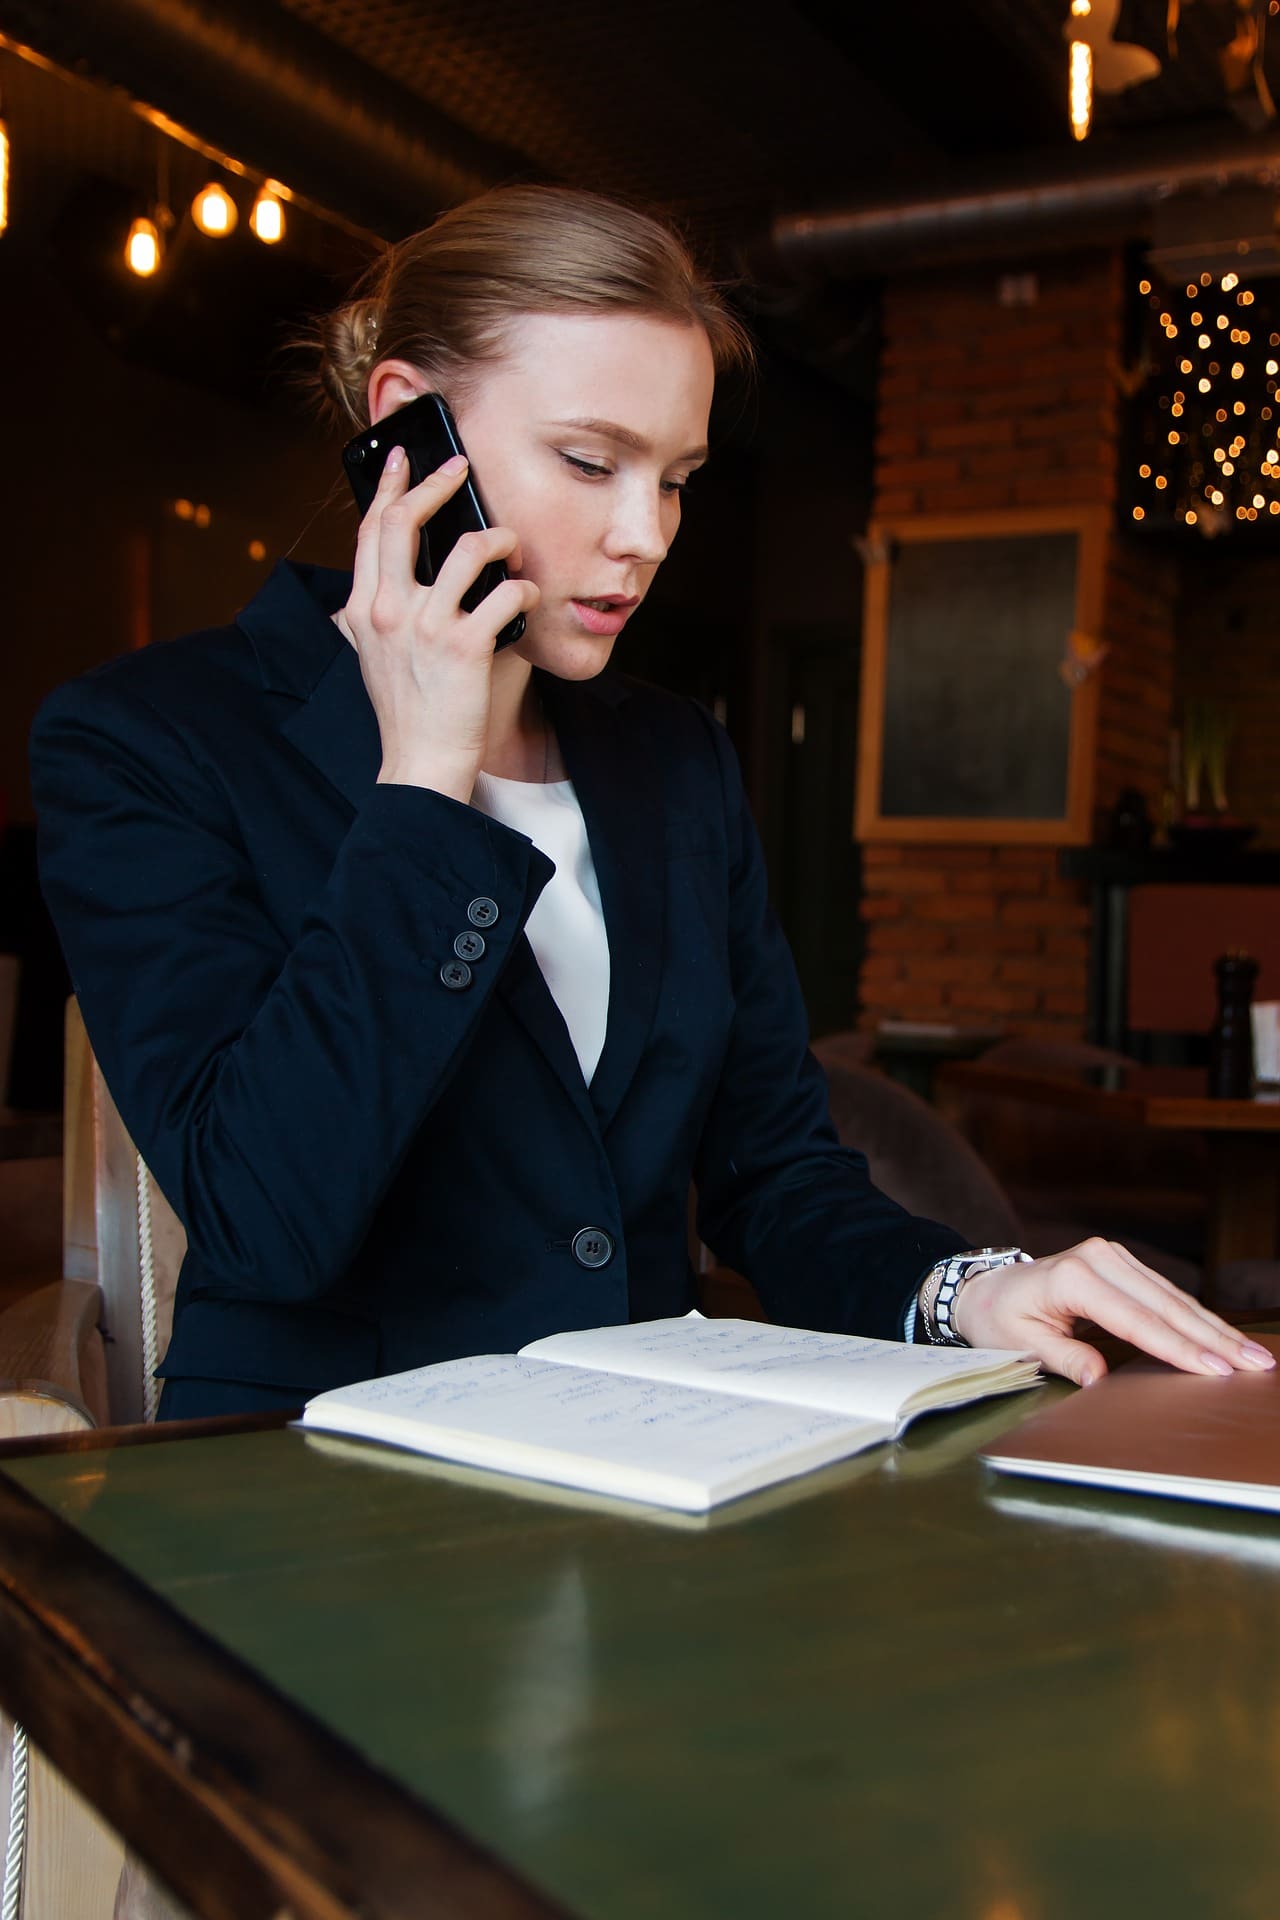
[299,1314,1040,1513]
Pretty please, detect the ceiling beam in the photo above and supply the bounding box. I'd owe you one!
[0,0,536,238]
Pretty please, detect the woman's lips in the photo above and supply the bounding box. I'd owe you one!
[570,597,638,637]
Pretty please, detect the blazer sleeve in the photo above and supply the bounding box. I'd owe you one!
[31,671,553,1304]
[689,709,968,1340]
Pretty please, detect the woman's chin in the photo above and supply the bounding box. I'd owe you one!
[516,624,619,681]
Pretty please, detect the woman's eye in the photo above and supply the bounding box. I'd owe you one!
[560,454,611,478]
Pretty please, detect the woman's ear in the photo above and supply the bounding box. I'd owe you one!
[367,358,430,425]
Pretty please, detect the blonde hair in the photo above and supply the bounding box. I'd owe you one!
[312,184,753,430]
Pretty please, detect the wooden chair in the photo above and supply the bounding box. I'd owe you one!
[0,1000,185,1428]
[0,1001,187,1920]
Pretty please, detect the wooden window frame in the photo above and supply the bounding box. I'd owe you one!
[854,505,1108,845]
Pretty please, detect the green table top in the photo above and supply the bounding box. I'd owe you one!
[5,1379,1280,1920]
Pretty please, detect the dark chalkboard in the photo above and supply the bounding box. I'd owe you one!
[856,509,1105,844]
[881,532,1076,819]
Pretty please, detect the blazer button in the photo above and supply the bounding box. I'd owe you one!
[467,897,499,928]
[453,930,486,961]
[572,1227,615,1269]
[439,959,473,991]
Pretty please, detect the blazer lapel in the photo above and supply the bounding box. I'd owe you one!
[543,672,666,1132]
[494,937,602,1138]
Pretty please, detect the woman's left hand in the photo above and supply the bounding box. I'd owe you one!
[951,1236,1276,1385]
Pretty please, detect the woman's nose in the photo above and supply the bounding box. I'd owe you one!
[603,484,671,565]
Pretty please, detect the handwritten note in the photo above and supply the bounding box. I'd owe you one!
[520,1317,1038,1428]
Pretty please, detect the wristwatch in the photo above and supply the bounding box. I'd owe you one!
[919,1247,1032,1346]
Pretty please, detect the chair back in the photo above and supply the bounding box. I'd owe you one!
[63,1001,185,1426]
[810,1044,1024,1247]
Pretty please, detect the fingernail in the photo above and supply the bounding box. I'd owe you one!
[440,453,468,475]
[386,445,405,472]
[1200,1351,1235,1376]
[1238,1341,1277,1369]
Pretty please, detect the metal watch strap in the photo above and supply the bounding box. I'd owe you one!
[920,1248,1032,1346]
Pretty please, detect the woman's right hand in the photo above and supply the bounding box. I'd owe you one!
[341,446,541,800]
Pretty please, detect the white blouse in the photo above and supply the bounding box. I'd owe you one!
[471,772,611,1084]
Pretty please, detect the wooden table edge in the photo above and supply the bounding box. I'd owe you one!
[0,1445,579,1920]
[937,1059,1280,1130]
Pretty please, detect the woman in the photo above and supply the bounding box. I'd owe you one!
[32,186,1271,1417]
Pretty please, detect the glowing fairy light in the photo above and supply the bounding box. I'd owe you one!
[192,181,237,236]
[1069,39,1092,141]
[249,184,285,244]
[125,215,161,276]
[1134,262,1280,529]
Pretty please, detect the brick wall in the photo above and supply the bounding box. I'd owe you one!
[1097,537,1179,821]
[859,250,1177,1038]
[1176,545,1280,845]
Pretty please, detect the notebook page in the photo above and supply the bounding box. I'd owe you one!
[520,1317,1038,1430]
[300,1354,887,1512]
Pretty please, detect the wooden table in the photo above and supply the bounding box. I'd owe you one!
[2,1363,1280,1920]
[869,1020,1004,1102]
[941,1057,1280,1290]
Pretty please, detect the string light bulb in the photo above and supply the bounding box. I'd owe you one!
[0,111,9,235]
[125,215,162,277]
[1069,38,1093,140]
[249,183,285,244]
[192,181,237,236]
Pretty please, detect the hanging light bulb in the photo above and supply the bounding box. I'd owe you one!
[1069,38,1093,140]
[125,215,162,277]
[0,112,9,235]
[192,180,237,236]
[249,183,285,244]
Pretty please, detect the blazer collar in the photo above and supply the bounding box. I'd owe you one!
[238,560,353,696]
[239,562,382,812]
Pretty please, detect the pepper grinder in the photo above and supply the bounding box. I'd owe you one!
[1208,951,1259,1099]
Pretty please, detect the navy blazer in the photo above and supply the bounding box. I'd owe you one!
[31,562,964,1412]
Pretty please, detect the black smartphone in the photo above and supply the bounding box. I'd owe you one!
[342,393,525,651]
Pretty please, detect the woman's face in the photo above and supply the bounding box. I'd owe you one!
[447,311,716,680]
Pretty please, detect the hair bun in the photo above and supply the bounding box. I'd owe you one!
[317,296,384,429]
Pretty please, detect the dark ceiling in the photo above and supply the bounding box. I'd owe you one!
[4,0,1280,402]
[5,0,1280,252]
